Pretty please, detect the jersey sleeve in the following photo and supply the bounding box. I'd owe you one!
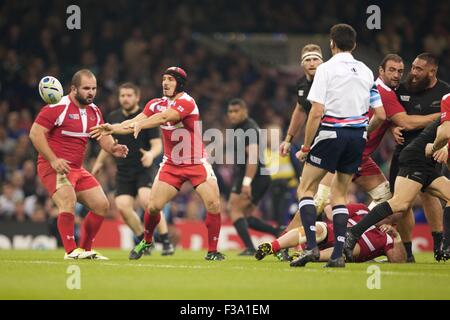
[369,84,383,109]
[143,99,160,117]
[441,93,450,123]
[380,89,405,118]
[307,65,327,104]
[34,105,64,130]
[171,99,196,119]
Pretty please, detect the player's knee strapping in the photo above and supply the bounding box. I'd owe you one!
[314,184,331,215]
[368,181,392,210]
[296,222,327,244]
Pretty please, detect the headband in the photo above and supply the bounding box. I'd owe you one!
[301,51,323,63]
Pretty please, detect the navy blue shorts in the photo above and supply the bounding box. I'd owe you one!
[306,127,366,174]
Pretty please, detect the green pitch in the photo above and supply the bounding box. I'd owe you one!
[0,249,449,300]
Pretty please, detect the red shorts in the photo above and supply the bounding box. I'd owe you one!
[37,161,100,195]
[156,158,216,190]
[355,156,383,178]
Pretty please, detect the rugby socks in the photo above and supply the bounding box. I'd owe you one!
[443,207,450,247]
[205,212,221,252]
[331,205,349,260]
[80,211,104,251]
[299,197,317,250]
[143,211,161,243]
[159,232,171,248]
[351,201,393,237]
[247,216,279,236]
[403,242,413,259]
[57,212,77,254]
[432,231,443,252]
[134,233,144,245]
[271,240,281,253]
[233,217,254,250]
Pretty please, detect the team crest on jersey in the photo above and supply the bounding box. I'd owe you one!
[298,90,304,96]
[90,115,96,121]
[400,95,410,102]
[68,114,80,120]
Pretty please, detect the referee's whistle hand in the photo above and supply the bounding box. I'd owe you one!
[295,150,308,162]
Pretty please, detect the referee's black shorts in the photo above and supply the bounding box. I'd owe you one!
[115,165,158,197]
[306,126,366,174]
[231,174,271,206]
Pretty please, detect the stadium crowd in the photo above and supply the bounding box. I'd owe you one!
[1,0,449,228]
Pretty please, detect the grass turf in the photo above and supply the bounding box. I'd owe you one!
[0,249,449,300]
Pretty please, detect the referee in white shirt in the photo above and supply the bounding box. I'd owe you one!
[290,24,386,268]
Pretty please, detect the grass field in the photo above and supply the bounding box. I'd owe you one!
[0,249,449,300]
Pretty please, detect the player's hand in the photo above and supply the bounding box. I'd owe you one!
[433,146,448,163]
[111,140,128,158]
[91,162,103,175]
[425,143,434,157]
[280,141,291,157]
[241,185,252,200]
[140,148,154,167]
[295,150,309,162]
[379,224,393,233]
[132,122,142,139]
[90,123,114,140]
[50,158,71,175]
[391,126,404,145]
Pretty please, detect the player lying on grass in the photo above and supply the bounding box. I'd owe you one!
[255,203,406,263]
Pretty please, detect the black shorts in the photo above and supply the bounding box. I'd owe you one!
[388,151,400,193]
[115,166,158,197]
[231,174,271,205]
[306,127,366,174]
[397,166,442,191]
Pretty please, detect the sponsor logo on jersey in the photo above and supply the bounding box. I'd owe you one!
[68,114,80,120]
[298,90,304,96]
[400,95,410,102]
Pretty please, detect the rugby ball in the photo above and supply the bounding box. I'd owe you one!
[39,76,64,104]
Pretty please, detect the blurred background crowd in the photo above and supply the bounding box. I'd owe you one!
[1,0,449,227]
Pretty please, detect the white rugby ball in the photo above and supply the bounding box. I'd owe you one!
[39,76,64,104]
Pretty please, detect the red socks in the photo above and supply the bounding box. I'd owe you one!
[143,211,161,243]
[205,212,221,252]
[80,211,104,251]
[57,212,77,254]
[271,240,281,253]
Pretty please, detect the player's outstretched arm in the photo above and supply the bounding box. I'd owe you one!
[390,112,440,131]
[133,108,181,138]
[430,121,450,153]
[92,149,110,175]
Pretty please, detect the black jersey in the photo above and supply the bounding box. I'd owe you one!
[107,108,160,170]
[399,118,440,168]
[395,80,449,150]
[295,76,314,114]
[231,118,265,178]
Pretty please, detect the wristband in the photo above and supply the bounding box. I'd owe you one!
[301,145,310,152]
[285,135,293,143]
[242,176,252,187]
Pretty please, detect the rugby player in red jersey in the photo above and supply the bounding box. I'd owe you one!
[91,67,224,260]
[29,69,129,260]
[256,203,406,263]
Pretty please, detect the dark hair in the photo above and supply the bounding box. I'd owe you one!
[416,52,439,67]
[228,98,247,109]
[119,82,140,96]
[380,54,403,70]
[71,69,96,87]
[330,23,356,51]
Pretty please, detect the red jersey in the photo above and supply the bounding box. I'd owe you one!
[441,93,450,123]
[362,78,405,158]
[321,203,394,262]
[34,95,104,168]
[143,93,206,165]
